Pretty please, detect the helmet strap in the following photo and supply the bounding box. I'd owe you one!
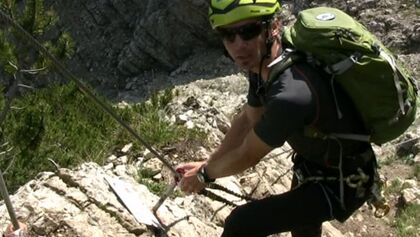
[258,37,270,83]
[258,18,280,80]
[262,19,273,58]
[256,21,270,83]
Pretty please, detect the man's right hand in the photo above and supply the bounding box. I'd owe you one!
[3,222,28,237]
[176,161,207,194]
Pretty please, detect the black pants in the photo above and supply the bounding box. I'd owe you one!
[221,154,375,237]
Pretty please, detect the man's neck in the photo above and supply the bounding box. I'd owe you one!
[257,41,283,81]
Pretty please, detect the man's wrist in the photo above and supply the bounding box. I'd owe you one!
[197,164,215,184]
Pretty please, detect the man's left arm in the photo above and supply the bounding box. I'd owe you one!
[179,128,272,193]
[205,129,272,179]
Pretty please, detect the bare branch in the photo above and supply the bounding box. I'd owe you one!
[17,84,34,90]
[48,158,60,171]
[0,146,13,156]
[0,141,14,174]
[0,72,20,175]
[2,153,16,175]
[7,61,18,70]
[21,67,47,75]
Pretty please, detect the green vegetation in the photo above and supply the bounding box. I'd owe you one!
[378,155,393,166]
[0,0,74,74]
[395,204,420,237]
[0,0,207,194]
[137,167,184,197]
[384,179,403,195]
[399,154,416,165]
[128,89,206,149]
[413,163,420,180]
[137,167,167,196]
[0,0,73,192]
[0,83,207,192]
[1,82,117,191]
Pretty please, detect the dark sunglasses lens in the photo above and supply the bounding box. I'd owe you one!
[238,24,262,41]
[217,23,262,42]
[218,29,236,42]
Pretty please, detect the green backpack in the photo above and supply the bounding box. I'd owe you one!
[273,7,418,145]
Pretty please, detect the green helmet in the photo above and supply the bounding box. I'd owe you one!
[209,0,281,29]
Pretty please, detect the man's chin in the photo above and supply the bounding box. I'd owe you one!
[236,60,255,71]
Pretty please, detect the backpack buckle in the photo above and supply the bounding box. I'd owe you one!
[325,52,361,75]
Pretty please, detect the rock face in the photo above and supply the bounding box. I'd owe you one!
[49,0,220,88]
[0,75,356,237]
[0,163,222,237]
[1,1,419,236]
[46,0,419,90]
[2,72,417,236]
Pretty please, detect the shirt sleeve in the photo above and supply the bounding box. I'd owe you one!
[254,98,307,147]
[253,68,315,148]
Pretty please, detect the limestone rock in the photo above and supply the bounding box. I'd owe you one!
[0,163,222,237]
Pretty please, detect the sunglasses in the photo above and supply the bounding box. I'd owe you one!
[217,22,264,42]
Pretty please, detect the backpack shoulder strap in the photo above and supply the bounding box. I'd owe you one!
[266,49,302,87]
[267,51,370,142]
[267,50,323,130]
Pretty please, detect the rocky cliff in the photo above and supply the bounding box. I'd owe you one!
[48,0,219,90]
[48,0,419,92]
[0,72,418,236]
[1,0,419,236]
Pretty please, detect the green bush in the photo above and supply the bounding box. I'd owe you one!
[395,204,420,237]
[137,168,184,197]
[413,164,420,180]
[0,83,207,192]
[384,179,403,195]
[137,168,167,196]
[0,82,120,191]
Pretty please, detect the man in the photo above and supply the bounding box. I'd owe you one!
[2,222,27,237]
[177,1,377,236]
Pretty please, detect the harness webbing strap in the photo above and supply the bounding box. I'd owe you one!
[328,133,371,142]
[379,50,406,116]
[304,126,371,142]
[329,75,343,119]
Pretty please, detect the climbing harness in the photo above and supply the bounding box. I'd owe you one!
[294,154,390,218]
[292,136,372,211]
[295,167,370,189]
[294,165,371,203]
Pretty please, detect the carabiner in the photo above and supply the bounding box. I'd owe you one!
[373,201,390,218]
[345,174,363,188]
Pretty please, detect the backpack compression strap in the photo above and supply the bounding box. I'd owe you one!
[322,48,408,123]
[267,48,301,85]
[379,50,407,117]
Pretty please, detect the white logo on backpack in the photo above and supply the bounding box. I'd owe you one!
[316,13,336,21]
